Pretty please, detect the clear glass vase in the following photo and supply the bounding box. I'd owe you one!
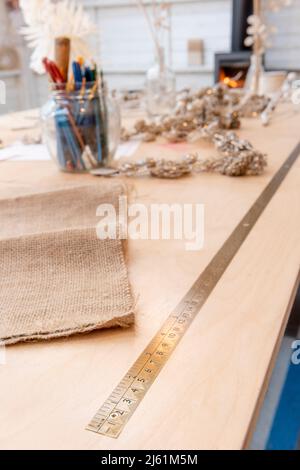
[41,84,120,173]
[146,47,176,117]
[245,54,264,95]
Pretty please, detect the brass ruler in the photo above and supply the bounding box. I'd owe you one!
[86,142,300,439]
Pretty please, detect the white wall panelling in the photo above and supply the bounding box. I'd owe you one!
[85,0,232,89]
[0,70,22,114]
[264,0,300,70]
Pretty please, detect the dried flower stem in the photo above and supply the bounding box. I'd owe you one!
[136,0,161,59]
[253,0,262,94]
[136,0,172,70]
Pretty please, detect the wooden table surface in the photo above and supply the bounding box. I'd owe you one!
[0,104,299,450]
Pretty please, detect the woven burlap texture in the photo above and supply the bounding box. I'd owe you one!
[0,183,134,345]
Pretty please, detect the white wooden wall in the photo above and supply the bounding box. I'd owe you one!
[83,0,231,90]
[264,0,300,70]
[1,0,300,115]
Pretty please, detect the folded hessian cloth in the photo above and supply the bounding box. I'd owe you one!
[0,183,134,345]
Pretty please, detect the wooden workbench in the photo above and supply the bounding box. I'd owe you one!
[0,104,299,450]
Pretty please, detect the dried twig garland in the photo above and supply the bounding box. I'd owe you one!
[103,85,267,179]
[94,123,267,179]
[121,85,269,144]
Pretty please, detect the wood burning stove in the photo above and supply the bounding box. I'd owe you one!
[215,0,253,88]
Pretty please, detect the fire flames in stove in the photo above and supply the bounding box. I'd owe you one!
[219,68,248,89]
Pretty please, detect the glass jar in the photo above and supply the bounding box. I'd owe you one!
[41,84,120,173]
[146,47,176,117]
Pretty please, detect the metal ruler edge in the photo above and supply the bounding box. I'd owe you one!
[86,142,300,439]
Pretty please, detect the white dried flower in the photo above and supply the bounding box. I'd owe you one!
[245,1,293,53]
[19,0,53,25]
[19,0,96,74]
[135,1,171,61]
[245,15,266,52]
[244,14,273,53]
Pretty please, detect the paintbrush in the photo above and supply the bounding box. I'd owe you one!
[55,37,71,83]
[66,105,98,170]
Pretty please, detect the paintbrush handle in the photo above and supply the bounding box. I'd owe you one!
[66,106,85,151]
[55,37,70,82]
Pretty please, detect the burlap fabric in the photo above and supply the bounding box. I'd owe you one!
[0,183,134,345]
